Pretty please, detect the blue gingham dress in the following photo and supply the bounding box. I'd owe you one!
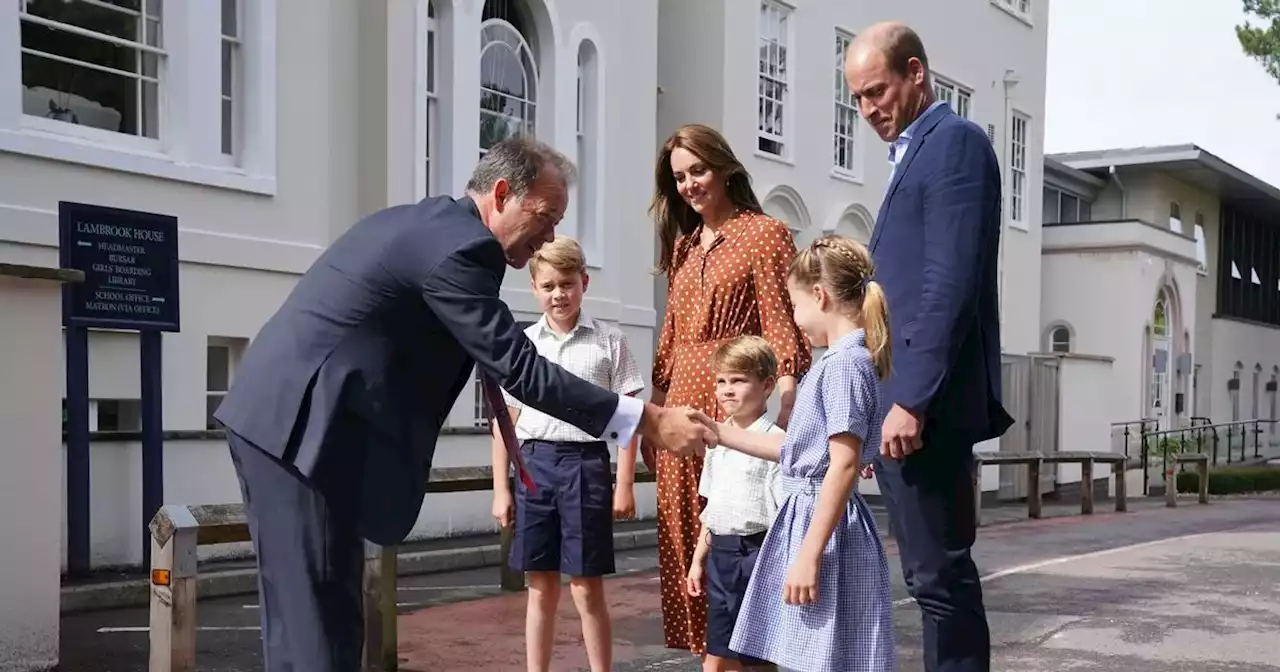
[729,329,897,672]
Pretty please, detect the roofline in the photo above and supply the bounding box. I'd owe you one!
[1048,144,1280,204]
[1044,156,1108,189]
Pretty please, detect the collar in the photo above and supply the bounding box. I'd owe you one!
[535,311,595,339]
[889,100,947,161]
[688,209,751,253]
[821,328,866,359]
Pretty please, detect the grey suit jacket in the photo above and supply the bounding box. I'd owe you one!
[214,196,620,544]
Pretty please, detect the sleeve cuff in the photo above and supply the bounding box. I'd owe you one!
[604,394,645,445]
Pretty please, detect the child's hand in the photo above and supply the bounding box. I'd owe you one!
[860,462,875,480]
[783,556,820,606]
[613,487,636,521]
[640,440,657,473]
[685,564,704,597]
[492,491,515,529]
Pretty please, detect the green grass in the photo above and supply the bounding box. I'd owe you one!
[1176,465,1280,495]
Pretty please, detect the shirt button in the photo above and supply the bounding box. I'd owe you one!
[610,432,619,440]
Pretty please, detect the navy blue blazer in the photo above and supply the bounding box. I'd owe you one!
[214,196,621,544]
[869,103,1014,445]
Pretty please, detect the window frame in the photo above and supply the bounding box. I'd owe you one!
[932,74,973,120]
[1008,110,1029,229]
[831,28,861,181]
[756,0,793,161]
[0,0,278,195]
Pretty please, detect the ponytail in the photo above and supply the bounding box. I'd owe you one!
[861,280,892,380]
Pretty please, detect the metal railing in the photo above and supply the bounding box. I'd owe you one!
[1138,418,1277,495]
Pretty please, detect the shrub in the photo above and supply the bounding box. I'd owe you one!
[1176,466,1280,495]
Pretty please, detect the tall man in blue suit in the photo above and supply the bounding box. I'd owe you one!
[845,22,1014,672]
[213,138,717,671]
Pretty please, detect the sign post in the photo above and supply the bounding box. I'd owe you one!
[59,201,180,573]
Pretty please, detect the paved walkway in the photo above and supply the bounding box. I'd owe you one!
[393,497,1280,671]
[59,495,1280,671]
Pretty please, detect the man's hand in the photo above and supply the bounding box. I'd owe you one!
[641,404,716,458]
[880,403,924,460]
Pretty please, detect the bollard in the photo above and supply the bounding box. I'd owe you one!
[148,506,200,672]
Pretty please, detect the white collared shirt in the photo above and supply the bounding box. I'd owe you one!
[698,414,785,536]
[501,312,645,444]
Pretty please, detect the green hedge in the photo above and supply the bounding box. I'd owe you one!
[1176,466,1280,495]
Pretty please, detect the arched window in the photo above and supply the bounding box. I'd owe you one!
[1050,326,1070,353]
[575,40,601,264]
[1152,294,1168,337]
[479,1,538,157]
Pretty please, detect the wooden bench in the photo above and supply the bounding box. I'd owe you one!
[1164,452,1210,507]
[147,463,654,672]
[971,451,1131,526]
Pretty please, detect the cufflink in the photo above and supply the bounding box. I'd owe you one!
[610,432,619,440]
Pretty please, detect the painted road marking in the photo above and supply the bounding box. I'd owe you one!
[97,626,260,633]
[891,531,1214,607]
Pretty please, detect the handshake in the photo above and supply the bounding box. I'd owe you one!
[638,404,720,468]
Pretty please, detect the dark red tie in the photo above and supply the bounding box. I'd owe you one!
[479,372,536,492]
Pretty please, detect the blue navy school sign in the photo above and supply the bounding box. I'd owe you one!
[58,201,180,332]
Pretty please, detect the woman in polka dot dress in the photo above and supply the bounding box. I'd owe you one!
[644,123,812,657]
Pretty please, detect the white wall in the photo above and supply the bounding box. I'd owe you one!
[1041,220,1198,426]
[0,276,64,671]
[1054,354,1117,485]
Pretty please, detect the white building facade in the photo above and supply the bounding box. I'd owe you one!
[1043,145,1280,452]
[1,0,662,583]
[654,0,1051,496]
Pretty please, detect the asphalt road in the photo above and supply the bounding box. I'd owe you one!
[61,496,1280,671]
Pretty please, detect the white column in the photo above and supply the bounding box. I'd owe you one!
[0,274,65,671]
[447,2,482,196]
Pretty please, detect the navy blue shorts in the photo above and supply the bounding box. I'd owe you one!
[509,440,615,577]
[706,531,771,665]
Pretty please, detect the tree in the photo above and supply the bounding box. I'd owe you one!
[1236,0,1280,85]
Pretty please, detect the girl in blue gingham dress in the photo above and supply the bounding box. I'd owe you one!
[709,235,896,672]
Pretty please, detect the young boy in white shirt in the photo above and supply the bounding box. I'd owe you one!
[685,335,784,672]
[490,235,645,672]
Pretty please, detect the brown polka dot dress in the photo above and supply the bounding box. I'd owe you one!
[651,211,812,653]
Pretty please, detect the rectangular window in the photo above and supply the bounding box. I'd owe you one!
[1194,212,1208,275]
[1217,204,1280,326]
[832,30,858,175]
[1042,185,1093,225]
[757,0,790,157]
[5,1,279,194]
[221,0,241,157]
[424,1,438,196]
[1010,113,1028,224]
[933,77,972,119]
[19,0,166,142]
[1169,202,1182,234]
[207,337,247,429]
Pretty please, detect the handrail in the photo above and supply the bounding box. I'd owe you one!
[1138,419,1277,495]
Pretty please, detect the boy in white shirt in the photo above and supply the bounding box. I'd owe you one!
[685,335,784,671]
[490,236,645,672]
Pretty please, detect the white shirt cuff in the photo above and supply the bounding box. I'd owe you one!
[603,394,644,445]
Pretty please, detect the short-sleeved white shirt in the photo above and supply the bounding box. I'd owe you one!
[502,312,645,443]
[698,414,785,536]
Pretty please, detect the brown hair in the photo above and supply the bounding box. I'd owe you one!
[649,124,763,276]
[710,335,778,383]
[788,235,892,380]
[878,23,930,78]
[529,235,587,278]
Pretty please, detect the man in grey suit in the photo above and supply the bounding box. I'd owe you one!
[213,137,715,671]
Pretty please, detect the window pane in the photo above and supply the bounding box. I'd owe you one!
[1060,193,1079,223]
[1042,187,1059,224]
[1079,199,1091,222]
[208,345,230,392]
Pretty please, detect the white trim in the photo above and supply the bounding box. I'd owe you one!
[826,202,875,243]
[0,204,321,274]
[932,73,974,119]
[762,184,812,232]
[1008,109,1030,232]
[756,0,793,160]
[832,28,862,181]
[0,0,278,196]
[567,23,607,269]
